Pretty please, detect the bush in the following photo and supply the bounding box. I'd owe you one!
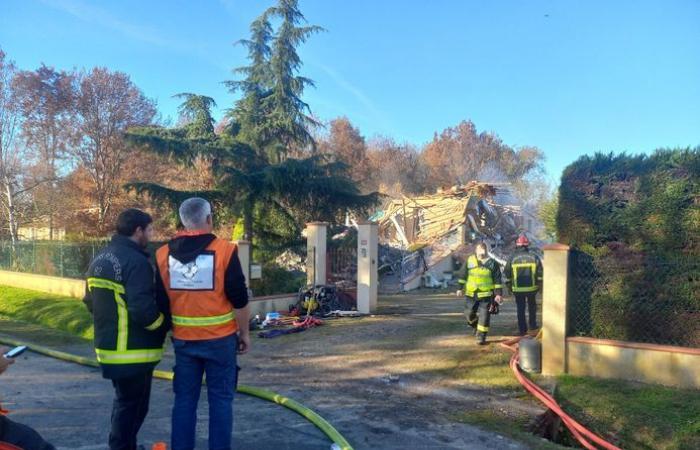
[560,148,700,346]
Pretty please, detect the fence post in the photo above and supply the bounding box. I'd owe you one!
[236,240,251,284]
[305,222,327,286]
[357,222,378,314]
[541,243,570,376]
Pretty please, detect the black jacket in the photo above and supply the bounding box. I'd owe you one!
[83,235,169,379]
[504,247,543,294]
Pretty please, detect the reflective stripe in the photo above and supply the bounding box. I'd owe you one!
[477,324,489,332]
[145,313,164,331]
[87,277,128,352]
[172,311,235,327]
[512,263,537,291]
[476,291,493,298]
[87,278,125,294]
[513,285,539,293]
[95,348,163,364]
[114,293,128,351]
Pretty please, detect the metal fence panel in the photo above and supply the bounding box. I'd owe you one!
[568,249,700,348]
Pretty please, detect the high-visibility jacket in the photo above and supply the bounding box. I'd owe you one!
[84,235,168,380]
[156,235,239,341]
[505,248,543,293]
[461,255,503,298]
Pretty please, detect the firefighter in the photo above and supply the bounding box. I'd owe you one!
[83,209,169,450]
[460,242,503,345]
[505,234,543,336]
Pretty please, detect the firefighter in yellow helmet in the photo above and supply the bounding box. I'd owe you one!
[460,242,503,345]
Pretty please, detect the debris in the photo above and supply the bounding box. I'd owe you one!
[375,181,543,291]
[274,249,306,273]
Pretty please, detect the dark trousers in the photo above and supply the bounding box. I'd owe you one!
[464,296,492,339]
[515,292,538,335]
[0,415,55,450]
[109,370,153,450]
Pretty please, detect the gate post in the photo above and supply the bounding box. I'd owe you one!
[305,222,327,286]
[236,240,251,283]
[541,243,570,376]
[357,222,378,314]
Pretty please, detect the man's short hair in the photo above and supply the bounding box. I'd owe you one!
[179,197,212,229]
[116,209,152,236]
[475,241,488,252]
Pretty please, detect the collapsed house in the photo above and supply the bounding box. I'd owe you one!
[374,181,540,291]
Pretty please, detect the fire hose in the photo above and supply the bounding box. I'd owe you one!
[500,336,621,450]
[0,336,353,450]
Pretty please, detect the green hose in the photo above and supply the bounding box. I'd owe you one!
[0,337,353,450]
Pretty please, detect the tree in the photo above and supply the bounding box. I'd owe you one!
[262,0,323,159]
[0,49,29,245]
[72,68,156,233]
[366,137,427,196]
[174,93,217,140]
[538,190,559,242]
[127,1,377,245]
[421,120,544,189]
[318,117,369,185]
[14,65,77,239]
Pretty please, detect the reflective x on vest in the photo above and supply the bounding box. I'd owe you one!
[512,262,538,292]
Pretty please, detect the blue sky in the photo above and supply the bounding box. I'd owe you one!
[1,0,699,182]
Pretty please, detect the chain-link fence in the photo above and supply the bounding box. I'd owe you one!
[0,240,167,279]
[568,249,700,348]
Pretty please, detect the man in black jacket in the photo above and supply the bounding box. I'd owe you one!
[84,209,169,450]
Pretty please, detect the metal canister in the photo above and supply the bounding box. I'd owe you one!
[518,336,542,373]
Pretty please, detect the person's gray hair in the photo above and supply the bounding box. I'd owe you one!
[179,197,212,229]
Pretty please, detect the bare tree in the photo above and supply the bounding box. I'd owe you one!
[14,65,77,239]
[73,68,156,232]
[0,49,27,246]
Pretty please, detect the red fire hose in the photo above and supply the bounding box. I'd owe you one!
[500,337,622,450]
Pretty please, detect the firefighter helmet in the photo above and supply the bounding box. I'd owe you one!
[516,234,530,247]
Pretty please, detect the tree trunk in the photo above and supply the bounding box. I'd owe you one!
[4,179,18,253]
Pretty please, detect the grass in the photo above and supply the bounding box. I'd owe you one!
[0,285,93,339]
[555,375,700,450]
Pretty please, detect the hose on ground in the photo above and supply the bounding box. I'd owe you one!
[500,336,621,450]
[0,336,353,450]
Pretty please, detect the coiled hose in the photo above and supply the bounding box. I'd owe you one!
[0,337,353,450]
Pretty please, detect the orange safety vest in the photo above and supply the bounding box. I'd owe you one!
[156,232,239,341]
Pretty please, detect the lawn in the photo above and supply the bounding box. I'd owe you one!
[555,375,700,450]
[0,285,93,339]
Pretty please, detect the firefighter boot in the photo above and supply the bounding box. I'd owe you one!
[477,332,487,345]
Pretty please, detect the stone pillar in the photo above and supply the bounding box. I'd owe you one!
[357,222,378,314]
[541,243,570,376]
[236,240,251,283]
[305,222,327,286]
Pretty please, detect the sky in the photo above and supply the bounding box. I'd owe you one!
[1,0,699,182]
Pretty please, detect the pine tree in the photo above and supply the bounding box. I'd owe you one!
[126,1,377,245]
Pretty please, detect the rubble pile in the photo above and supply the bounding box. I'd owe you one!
[374,181,540,290]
